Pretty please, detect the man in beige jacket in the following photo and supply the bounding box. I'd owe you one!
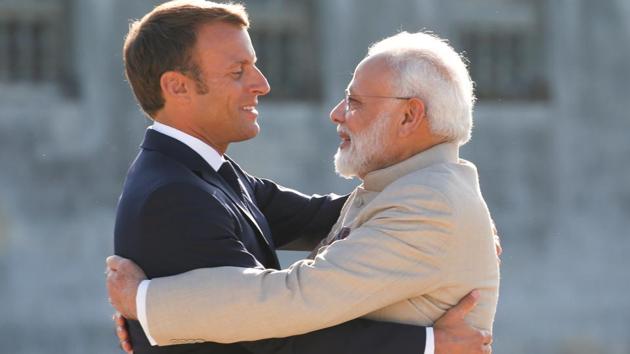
[109,30,499,349]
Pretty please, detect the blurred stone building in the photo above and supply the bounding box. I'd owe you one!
[0,0,628,353]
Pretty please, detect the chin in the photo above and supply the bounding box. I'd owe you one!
[248,122,261,138]
[235,123,260,142]
[334,149,359,179]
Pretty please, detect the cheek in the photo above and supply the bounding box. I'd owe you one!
[349,117,373,138]
[343,114,361,134]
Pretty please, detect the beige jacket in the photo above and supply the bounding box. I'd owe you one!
[146,143,500,345]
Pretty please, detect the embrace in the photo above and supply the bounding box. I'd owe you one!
[105,1,500,354]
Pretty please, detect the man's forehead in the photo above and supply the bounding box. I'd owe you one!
[347,59,392,94]
[194,24,256,67]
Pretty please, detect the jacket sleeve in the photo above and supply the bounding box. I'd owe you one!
[144,184,453,343]
[244,173,348,249]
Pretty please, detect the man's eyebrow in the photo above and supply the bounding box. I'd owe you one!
[226,60,248,71]
[231,57,257,66]
[345,88,358,97]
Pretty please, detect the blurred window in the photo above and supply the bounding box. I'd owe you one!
[243,0,321,101]
[455,0,549,101]
[0,0,77,96]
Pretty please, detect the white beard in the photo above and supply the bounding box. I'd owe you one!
[334,113,391,179]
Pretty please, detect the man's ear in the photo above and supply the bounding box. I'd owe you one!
[160,71,191,103]
[399,97,426,137]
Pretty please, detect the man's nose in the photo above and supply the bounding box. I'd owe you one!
[251,66,271,96]
[329,99,345,124]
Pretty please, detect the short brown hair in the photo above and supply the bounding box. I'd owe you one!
[123,0,249,117]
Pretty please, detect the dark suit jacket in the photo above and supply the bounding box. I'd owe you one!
[114,129,427,354]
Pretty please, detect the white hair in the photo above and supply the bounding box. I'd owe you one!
[367,31,475,145]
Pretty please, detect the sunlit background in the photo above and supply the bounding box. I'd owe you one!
[1,0,629,353]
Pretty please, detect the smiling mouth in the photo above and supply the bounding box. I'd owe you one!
[241,105,259,119]
[338,132,351,148]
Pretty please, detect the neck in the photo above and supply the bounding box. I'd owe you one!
[398,135,449,163]
[154,115,228,155]
[358,135,449,180]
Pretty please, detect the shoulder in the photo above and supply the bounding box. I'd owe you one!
[360,160,484,224]
[375,166,455,211]
[127,149,196,184]
[383,160,480,205]
[123,149,220,200]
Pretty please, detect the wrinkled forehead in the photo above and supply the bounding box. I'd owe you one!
[347,55,395,94]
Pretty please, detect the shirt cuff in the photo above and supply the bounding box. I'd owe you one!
[424,327,434,354]
[136,279,157,346]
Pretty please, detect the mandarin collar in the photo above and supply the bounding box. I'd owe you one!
[362,142,459,192]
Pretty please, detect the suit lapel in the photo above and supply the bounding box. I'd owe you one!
[140,129,276,255]
[199,170,272,251]
[224,157,276,251]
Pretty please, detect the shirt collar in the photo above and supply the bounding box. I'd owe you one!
[150,121,225,172]
[362,142,460,192]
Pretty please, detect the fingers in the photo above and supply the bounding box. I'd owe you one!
[480,330,492,353]
[106,256,147,280]
[121,338,133,354]
[106,255,139,274]
[494,235,502,258]
[116,324,129,341]
[114,312,126,326]
[113,313,129,342]
[448,290,479,318]
[113,312,133,354]
[106,255,125,271]
[481,330,492,345]
[481,331,493,352]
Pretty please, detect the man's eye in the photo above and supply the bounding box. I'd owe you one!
[348,98,360,108]
[231,70,243,78]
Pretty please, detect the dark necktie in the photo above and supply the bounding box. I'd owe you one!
[217,161,276,260]
[217,161,244,198]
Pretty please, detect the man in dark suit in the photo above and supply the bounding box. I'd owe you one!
[107,1,491,353]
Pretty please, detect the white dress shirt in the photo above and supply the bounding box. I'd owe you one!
[135,122,434,353]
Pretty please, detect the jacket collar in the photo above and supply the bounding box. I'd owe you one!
[140,129,215,174]
[362,142,460,192]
